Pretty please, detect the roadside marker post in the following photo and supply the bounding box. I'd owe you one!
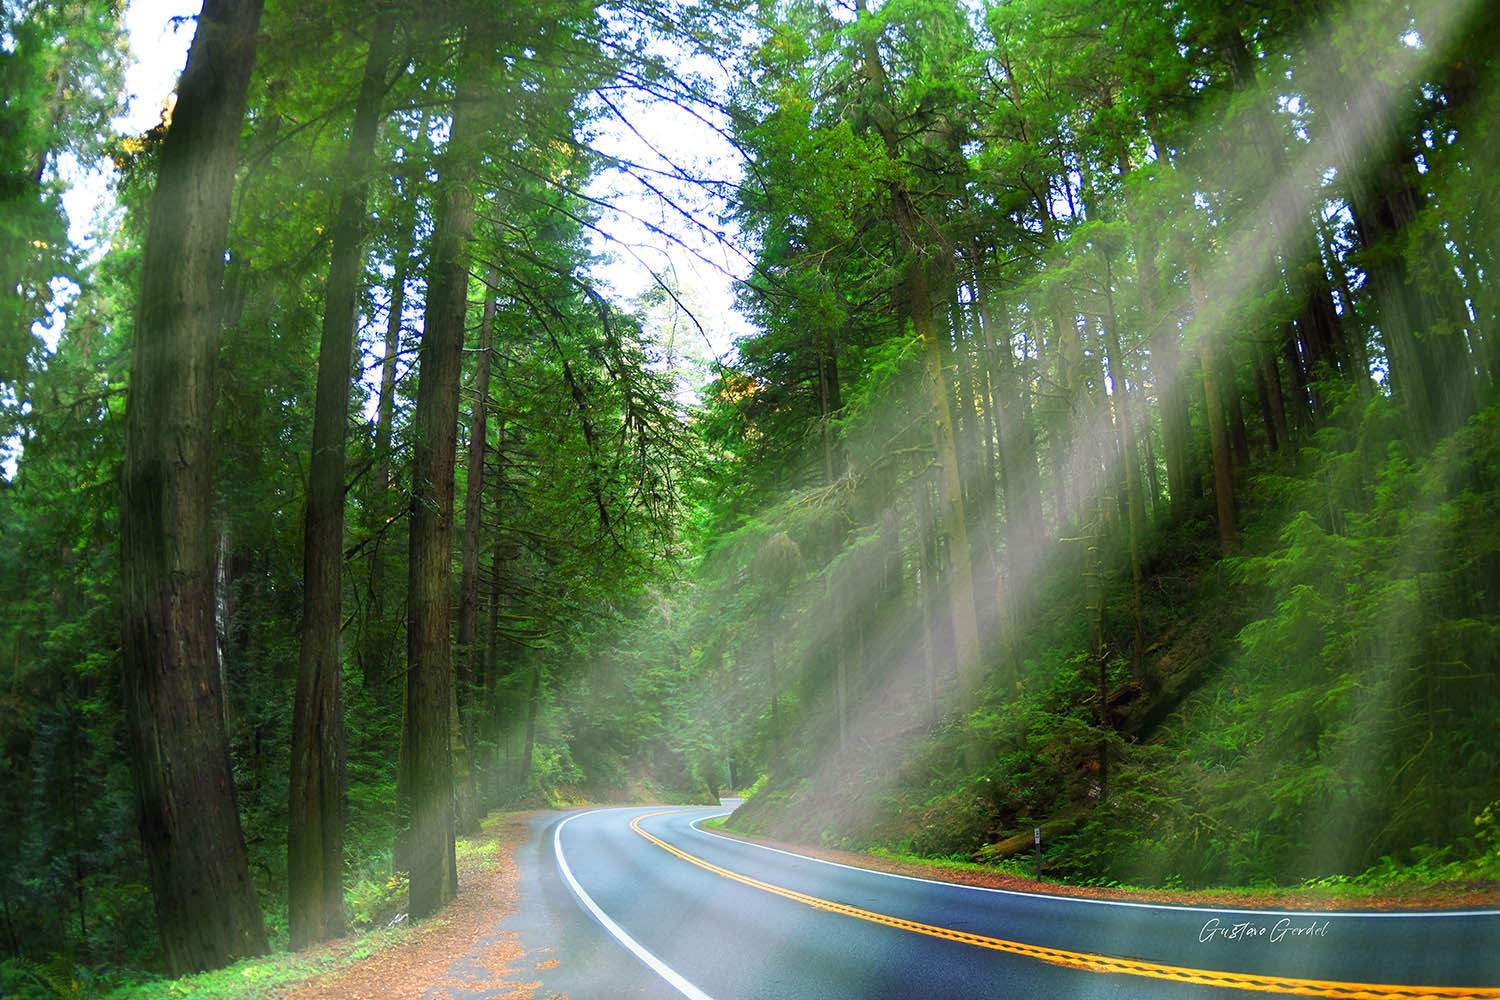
[1034,827,1042,881]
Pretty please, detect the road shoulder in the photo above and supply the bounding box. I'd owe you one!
[702,822,1500,913]
[272,810,553,1000]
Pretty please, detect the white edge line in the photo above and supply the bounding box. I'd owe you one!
[554,810,716,1000]
[687,812,1500,920]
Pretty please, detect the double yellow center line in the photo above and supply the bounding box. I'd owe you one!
[631,811,1500,1000]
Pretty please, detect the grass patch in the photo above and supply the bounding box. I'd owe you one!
[101,811,538,1000]
[865,846,1037,879]
[101,927,409,1000]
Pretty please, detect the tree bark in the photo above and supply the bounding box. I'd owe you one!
[404,46,483,921]
[119,0,268,975]
[288,15,393,950]
[455,272,497,836]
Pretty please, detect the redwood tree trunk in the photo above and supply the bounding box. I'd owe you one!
[404,47,482,921]
[288,15,392,951]
[455,271,497,836]
[1100,266,1148,690]
[118,0,268,975]
[363,107,430,692]
[1189,262,1238,553]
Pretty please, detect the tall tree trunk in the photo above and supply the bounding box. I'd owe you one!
[1318,13,1477,445]
[913,455,941,723]
[1188,262,1238,553]
[985,295,1043,643]
[1218,22,1350,392]
[288,16,392,950]
[951,288,999,639]
[1100,262,1149,691]
[1086,489,1108,803]
[855,0,981,716]
[118,0,268,974]
[404,47,483,921]
[483,417,509,803]
[1254,337,1288,451]
[362,105,428,692]
[914,259,983,711]
[362,249,407,692]
[1223,349,1251,470]
[1281,320,1314,431]
[816,330,842,484]
[519,661,540,789]
[1121,147,1193,514]
[454,272,497,836]
[1348,148,1476,445]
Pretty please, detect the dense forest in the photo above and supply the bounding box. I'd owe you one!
[2,0,1498,992]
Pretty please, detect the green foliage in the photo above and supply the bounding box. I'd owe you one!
[1058,400,1500,888]
[344,871,408,933]
[0,0,126,384]
[8,0,1500,985]
[1,956,97,1000]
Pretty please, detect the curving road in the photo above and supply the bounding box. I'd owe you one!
[494,804,1500,999]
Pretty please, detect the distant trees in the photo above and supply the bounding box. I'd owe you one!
[0,0,125,384]
[694,0,1499,881]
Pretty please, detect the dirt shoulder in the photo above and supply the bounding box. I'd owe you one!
[706,825,1500,913]
[271,812,553,1000]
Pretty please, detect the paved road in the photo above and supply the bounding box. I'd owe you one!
[495,804,1500,999]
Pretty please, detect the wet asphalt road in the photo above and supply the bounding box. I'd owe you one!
[477,804,1500,1000]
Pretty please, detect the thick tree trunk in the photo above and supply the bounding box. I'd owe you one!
[404,51,483,921]
[119,0,268,975]
[288,16,392,950]
[1318,16,1477,445]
